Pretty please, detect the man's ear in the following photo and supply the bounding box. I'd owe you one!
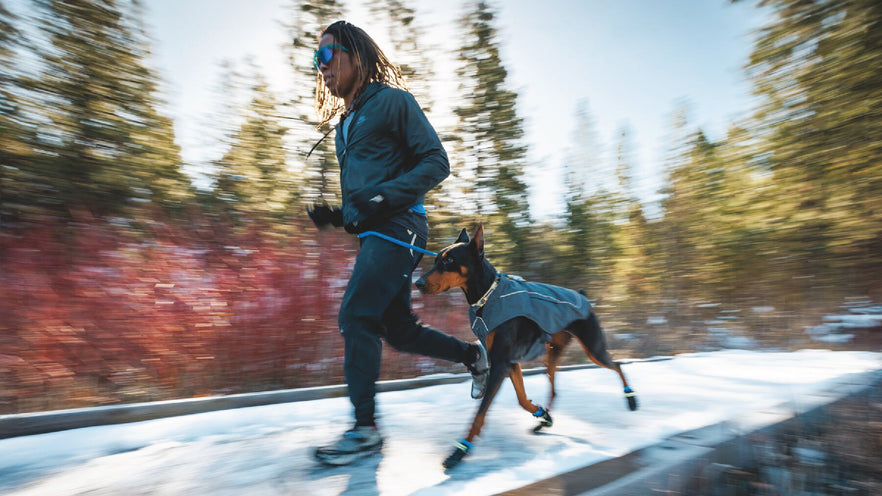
[470,224,484,259]
[456,228,469,244]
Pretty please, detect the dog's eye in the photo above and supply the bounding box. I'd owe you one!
[442,256,453,266]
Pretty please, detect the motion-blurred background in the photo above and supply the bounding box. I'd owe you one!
[1,0,880,418]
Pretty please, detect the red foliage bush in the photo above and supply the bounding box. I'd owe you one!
[0,217,472,414]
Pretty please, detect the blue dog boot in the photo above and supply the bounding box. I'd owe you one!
[624,386,638,411]
[532,406,553,433]
[443,439,473,469]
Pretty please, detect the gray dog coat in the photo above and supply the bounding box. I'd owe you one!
[468,274,593,362]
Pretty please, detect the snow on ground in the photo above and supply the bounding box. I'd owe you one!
[0,350,879,496]
[806,305,882,343]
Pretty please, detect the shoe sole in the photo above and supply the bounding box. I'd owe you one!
[314,443,383,466]
[471,372,488,399]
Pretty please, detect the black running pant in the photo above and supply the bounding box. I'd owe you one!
[338,222,471,426]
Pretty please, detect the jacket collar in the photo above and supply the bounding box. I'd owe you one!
[342,82,385,121]
[358,81,385,103]
[337,82,387,144]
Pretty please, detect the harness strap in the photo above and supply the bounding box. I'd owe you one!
[357,230,437,257]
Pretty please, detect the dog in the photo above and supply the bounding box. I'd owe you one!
[414,225,638,468]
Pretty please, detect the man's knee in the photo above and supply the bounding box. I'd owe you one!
[339,300,383,338]
[384,318,424,350]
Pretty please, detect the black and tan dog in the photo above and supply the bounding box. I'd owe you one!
[415,225,638,468]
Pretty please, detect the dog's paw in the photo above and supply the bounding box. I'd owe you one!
[624,387,638,411]
[442,439,472,469]
[531,407,553,433]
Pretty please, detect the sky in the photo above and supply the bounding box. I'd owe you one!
[139,0,767,219]
[1,349,879,495]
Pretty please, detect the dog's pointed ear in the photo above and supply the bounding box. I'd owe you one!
[456,228,469,244]
[470,224,484,259]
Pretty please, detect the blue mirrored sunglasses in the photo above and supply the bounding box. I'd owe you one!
[313,44,349,70]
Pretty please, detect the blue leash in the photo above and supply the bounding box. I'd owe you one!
[358,231,438,257]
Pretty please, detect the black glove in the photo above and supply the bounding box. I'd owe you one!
[307,204,343,229]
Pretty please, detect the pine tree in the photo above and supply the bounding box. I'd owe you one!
[562,102,602,287]
[0,1,38,224]
[710,124,776,300]
[214,70,292,227]
[744,0,882,286]
[614,126,637,207]
[569,99,613,197]
[27,0,191,218]
[662,131,725,297]
[367,0,436,113]
[608,127,656,321]
[453,0,531,270]
[655,105,697,304]
[562,168,606,290]
[125,0,191,211]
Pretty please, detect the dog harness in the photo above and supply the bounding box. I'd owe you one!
[468,274,593,362]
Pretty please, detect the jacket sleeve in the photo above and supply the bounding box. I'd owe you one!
[376,91,449,210]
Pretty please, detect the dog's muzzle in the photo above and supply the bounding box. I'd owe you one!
[414,275,428,293]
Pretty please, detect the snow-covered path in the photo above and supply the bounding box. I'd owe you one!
[1,350,879,496]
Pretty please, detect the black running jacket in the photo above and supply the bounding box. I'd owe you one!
[334,82,449,232]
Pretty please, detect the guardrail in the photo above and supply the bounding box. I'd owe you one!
[499,368,882,496]
[0,357,674,439]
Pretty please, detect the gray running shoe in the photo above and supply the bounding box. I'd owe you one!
[314,425,383,466]
[467,340,489,399]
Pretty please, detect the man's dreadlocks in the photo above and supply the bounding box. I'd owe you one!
[314,20,408,128]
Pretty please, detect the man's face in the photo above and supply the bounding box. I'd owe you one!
[318,33,357,105]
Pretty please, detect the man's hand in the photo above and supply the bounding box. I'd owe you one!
[307,203,344,229]
[350,187,385,219]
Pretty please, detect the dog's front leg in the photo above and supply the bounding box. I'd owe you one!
[509,363,553,433]
[443,355,510,469]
